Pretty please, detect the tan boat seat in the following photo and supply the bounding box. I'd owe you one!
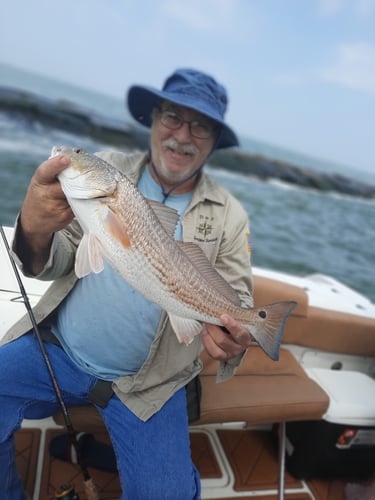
[53,347,328,431]
[195,347,329,426]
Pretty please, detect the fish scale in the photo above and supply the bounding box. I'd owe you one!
[54,146,297,359]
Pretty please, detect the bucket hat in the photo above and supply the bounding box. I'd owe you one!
[127,68,239,149]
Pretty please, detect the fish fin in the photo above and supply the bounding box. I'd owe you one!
[168,315,203,345]
[105,207,132,249]
[246,301,297,360]
[75,233,105,278]
[176,242,241,306]
[148,200,180,238]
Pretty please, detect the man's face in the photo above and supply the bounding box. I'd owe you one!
[150,102,217,192]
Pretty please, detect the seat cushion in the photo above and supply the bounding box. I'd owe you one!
[54,348,329,431]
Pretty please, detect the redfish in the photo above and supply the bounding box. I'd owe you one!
[54,146,296,360]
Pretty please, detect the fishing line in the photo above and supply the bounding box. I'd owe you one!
[0,225,99,500]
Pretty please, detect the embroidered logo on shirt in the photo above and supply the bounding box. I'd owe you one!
[197,221,212,237]
[194,215,217,243]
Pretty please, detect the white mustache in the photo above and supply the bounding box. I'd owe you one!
[162,138,199,155]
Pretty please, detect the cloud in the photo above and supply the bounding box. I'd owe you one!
[319,42,375,93]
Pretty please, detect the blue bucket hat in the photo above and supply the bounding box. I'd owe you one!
[127,68,239,149]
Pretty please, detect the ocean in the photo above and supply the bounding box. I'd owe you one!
[0,63,374,302]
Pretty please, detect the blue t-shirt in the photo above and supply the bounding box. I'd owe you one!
[51,166,193,380]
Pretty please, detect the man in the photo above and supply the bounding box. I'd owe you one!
[0,68,253,499]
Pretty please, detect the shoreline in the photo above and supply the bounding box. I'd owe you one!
[1,85,374,199]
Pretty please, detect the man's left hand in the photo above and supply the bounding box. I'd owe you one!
[201,314,252,361]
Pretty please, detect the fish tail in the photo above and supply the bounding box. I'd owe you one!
[246,301,297,361]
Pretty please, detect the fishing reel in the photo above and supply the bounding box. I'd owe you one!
[54,483,79,500]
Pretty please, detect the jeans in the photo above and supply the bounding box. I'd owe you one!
[0,332,200,499]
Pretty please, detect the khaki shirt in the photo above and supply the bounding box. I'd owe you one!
[2,151,253,421]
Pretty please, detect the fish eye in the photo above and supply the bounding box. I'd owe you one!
[73,148,82,154]
[258,310,267,319]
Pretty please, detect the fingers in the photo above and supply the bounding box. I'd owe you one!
[201,315,252,362]
[201,326,232,360]
[220,314,253,348]
[35,154,71,184]
[20,154,73,237]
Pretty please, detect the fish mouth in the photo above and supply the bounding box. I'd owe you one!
[49,145,85,159]
[49,145,61,158]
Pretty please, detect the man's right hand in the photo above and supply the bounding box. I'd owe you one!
[18,154,73,274]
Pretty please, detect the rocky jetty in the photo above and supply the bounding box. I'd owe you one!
[1,86,374,199]
[210,149,375,198]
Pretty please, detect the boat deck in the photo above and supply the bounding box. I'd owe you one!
[18,419,349,500]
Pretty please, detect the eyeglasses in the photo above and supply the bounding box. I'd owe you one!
[158,109,216,139]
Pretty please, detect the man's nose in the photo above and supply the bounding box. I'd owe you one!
[173,121,192,141]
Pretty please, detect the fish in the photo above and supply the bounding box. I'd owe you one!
[52,146,297,360]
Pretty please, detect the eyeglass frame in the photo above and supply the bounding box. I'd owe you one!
[155,105,218,140]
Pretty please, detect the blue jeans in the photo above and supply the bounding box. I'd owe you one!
[0,333,200,499]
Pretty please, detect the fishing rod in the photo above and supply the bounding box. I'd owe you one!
[0,225,99,500]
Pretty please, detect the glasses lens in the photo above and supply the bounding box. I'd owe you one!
[159,110,215,139]
[160,111,182,130]
[190,122,213,139]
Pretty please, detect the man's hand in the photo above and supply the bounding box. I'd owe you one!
[21,154,73,236]
[201,314,252,361]
[18,154,73,274]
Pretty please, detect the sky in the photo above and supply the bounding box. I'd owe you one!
[1,0,374,176]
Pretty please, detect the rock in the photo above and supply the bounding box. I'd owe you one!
[210,150,375,198]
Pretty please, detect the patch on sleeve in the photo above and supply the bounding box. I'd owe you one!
[246,231,252,254]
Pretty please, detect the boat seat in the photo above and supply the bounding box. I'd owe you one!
[194,347,328,425]
[283,305,375,356]
[53,347,328,430]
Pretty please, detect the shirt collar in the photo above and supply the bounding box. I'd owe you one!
[129,151,226,209]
